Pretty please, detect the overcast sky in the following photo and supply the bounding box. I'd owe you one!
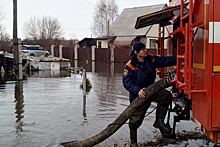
[1,0,168,40]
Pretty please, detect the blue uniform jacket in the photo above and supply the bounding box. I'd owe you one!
[122,54,176,102]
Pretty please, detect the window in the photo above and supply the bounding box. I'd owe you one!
[39,47,46,50]
[98,41,101,48]
[149,39,157,49]
[22,47,27,50]
[28,47,39,50]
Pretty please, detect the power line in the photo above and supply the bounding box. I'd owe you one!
[84,0,95,6]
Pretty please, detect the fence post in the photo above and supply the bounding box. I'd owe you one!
[51,45,55,57]
[92,61,95,73]
[59,45,63,58]
[74,44,79,69]
[74,44,79,60]
[110,45,115,62]
[91,45,96,61]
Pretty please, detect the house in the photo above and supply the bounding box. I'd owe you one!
[75,3,171,64]
[109,3,168,50]
[78,37,115,49]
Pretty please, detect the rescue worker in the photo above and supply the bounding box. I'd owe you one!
[122,42,176,147]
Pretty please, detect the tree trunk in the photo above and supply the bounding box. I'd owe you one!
[61,76,173,147]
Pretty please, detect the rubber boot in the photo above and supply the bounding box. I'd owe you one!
[153,106,170,133]
[130,129,138,147]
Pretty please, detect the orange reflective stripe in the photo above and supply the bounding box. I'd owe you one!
[147,54,155,62]
[126,60,138,70]
[152,57,155,62]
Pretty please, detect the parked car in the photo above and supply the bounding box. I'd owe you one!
[22,45,50,57]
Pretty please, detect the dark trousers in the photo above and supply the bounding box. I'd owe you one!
[129,89,172,130]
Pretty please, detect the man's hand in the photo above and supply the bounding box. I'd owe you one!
[138,88,146,98]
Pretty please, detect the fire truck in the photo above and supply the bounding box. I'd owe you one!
[135,0,220,145]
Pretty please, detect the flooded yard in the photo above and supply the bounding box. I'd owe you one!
[0,63,214,147]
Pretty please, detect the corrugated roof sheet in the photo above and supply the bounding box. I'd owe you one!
[114,36,136,47]
[109,4,166,37]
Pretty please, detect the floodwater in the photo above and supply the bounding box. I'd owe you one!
[0,62,215,147]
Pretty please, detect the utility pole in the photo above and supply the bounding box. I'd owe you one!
[13,0,22,81]
[107,20,109,37]
[13,0,18,74]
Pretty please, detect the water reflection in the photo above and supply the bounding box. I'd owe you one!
[75,60,125,75]
[29,70,71,78]
[0,73,6,90]
[76,61,125,111]
[0,72,18,91]
[82,95,87,122]
[14,80,24,133]
[93,72,119,112]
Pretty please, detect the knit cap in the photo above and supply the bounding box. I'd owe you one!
[130,42,146,56]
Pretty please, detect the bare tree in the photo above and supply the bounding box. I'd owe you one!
[91,0,118,37]
[0,3,11,52]
[0,3,6,22]
[23,16,64,40]
[0,25,11,51]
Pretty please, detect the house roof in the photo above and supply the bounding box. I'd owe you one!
[78,37,116,47]
[109,4,166,37]
[114,36,136,47]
